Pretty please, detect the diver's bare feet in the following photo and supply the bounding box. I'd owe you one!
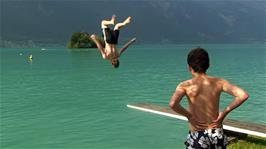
[123,16,131,25]
[111,14,116,25]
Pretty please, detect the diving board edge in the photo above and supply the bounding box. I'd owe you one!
[127,104,188,121]
[127,104,266,138]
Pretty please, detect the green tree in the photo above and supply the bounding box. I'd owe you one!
[67,32,105,49]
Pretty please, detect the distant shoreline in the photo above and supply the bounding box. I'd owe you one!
[1,40,265,49]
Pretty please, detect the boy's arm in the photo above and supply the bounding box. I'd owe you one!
[169,83,192,119]
[213,80,249,124]
[118,37,136,57]
[90,34,107,58]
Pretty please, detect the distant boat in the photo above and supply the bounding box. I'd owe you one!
[41,48,46,51]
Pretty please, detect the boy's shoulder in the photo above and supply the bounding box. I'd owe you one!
[178,76,228,87]
[208,76,228,84]
[178,79,193,88]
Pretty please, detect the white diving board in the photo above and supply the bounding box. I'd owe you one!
[127,103,266,138]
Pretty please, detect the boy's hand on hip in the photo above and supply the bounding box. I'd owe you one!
[211,112,227,127]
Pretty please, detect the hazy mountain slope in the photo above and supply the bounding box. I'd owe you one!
[1,0,265,44]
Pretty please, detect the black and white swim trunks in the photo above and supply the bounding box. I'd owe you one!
[102,28,120,44]
[185,128,228,149]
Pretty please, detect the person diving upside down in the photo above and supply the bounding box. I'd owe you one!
[90,15,136,68]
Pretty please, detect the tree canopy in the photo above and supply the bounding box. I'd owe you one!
[67,32,105,48]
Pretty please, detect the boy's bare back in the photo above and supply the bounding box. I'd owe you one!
[178,74,225,131]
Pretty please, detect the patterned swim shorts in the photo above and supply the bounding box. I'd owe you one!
[184,128,228,149]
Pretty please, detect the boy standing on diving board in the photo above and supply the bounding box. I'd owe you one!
[90,15,136,68]
[169,48,249,148]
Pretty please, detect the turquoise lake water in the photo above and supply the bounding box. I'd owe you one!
[1,44,266,148]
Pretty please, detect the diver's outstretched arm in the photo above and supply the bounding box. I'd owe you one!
[118,37,136,57]
[90,34,106,58]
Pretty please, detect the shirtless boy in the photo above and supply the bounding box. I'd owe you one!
[90,15,136,68]
[169,48,249,148]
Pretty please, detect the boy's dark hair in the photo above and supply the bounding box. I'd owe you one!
[113,60,120,68]
[187,47,209,73]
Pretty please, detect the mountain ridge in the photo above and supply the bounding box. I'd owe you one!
[1,0,265,45]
